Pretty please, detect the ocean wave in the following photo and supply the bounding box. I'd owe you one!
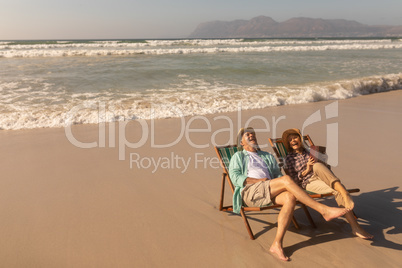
[1,73,401,130]
[0,38,400,57]
[1,42,402,58]
[1,38,396,49]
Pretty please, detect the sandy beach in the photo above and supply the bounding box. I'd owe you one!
[1,90,401,267]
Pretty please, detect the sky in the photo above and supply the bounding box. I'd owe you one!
[1,0,401,40]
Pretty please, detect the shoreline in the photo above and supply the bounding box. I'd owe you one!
[1,90,402,267]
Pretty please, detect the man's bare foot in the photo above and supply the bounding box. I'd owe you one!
[322,207,349,221]
[269,242,289,261]
[344,194,355,210]
[352,227,374,240]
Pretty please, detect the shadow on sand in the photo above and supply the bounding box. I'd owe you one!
[226,186,402,256]
[281,186,402,256]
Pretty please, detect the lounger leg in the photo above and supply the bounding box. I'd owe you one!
[301,204,317,228]
[352,210,358,219]
[219,173,226,211]
[240,208,255,240]
[291,216,300,229]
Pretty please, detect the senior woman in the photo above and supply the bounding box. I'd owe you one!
[282,128,373,240]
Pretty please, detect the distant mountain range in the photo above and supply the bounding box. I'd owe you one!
[188,16,402,38]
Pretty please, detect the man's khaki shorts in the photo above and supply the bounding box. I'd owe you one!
[242,180,272,207]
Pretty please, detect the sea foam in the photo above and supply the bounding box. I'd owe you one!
[1,73,401,130]
[1,39,401,58]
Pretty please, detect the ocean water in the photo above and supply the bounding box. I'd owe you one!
[1,38,402,130]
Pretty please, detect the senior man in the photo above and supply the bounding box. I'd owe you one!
[229,127,348,261]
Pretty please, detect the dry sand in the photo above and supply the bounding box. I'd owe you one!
[0,90,401,267]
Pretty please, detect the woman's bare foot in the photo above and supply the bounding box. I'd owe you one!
[322,207,349,221]
[269,242,289,261]
[352,227,374,240]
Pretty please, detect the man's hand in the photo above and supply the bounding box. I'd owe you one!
[244,177,268,185]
